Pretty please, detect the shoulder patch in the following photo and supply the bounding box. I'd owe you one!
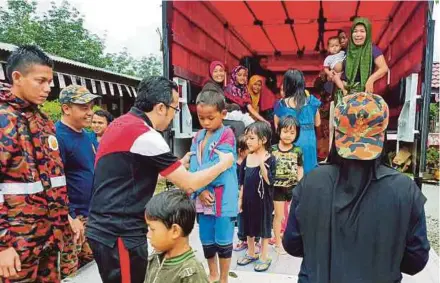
[48,135,59,151]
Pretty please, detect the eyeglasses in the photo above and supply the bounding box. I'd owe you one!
[165,104,180,113]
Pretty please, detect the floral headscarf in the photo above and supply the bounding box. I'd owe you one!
[224,65,251,107]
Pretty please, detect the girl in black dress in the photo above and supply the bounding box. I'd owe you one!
[237,122,276,272]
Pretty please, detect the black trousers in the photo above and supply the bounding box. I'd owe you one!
[88,237,148,283]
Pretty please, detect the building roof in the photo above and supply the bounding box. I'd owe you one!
[432,62,439,89]
[0,42,141,81]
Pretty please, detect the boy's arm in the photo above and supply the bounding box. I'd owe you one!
[193,142,235,193]
[188,136,209,195]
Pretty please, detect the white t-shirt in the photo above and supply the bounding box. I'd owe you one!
[323,50,346,70]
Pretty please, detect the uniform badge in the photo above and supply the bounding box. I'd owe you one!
[48,135,59,151]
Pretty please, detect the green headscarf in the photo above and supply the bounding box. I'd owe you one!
[345,17,373,92]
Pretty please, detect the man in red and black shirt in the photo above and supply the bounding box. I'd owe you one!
[86,76,234,283]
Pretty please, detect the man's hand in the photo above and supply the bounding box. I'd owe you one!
[0,247,21,278]
[68,216,85,245]
[238,197,243,213]
[180,152,194,169]
[214,150,234,171]
[199,190,214,206]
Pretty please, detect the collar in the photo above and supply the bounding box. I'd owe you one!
[374,164,400,180]
[129,106,153,127]
[195,125,225,143]
[163,249,195,266]
[0,89,34,110]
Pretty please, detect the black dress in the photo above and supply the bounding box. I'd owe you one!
[239,155,276,239]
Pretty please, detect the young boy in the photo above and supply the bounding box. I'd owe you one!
[145,190,208,283]
[190,90,238,283]
[323,36,347,96]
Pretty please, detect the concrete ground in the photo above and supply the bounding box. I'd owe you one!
[67,225,439,283]
[67,183,440,283]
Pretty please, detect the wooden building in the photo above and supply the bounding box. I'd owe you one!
[0,42,141,117]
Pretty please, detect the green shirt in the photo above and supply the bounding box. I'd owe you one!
[145,249,209,283]
[271,144,303,189]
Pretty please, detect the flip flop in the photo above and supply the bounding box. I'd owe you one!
[254,258,272,272]
[237,254,259,266]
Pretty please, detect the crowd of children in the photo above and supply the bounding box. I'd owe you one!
[142,83,304,282]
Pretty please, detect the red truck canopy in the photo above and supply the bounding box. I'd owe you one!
[167,1,428,93]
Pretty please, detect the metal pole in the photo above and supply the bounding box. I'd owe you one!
[418,4,435,189]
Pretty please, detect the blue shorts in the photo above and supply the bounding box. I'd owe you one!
[198,214,235,246]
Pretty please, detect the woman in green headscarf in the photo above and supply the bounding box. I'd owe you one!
[345,17,389,94]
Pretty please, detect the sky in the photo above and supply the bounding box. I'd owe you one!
[0,0,438,61]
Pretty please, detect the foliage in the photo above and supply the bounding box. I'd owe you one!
[39,99,61,122]
[105,48,163,77]
[429,103,439,123]
[0,0,162,77]
[39,99,102,123]
[426,146,440,169]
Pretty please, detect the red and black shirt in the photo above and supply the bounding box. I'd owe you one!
[86,107,180,249]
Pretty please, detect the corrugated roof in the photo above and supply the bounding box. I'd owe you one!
[0,42,141,81]
[432,62,439,89]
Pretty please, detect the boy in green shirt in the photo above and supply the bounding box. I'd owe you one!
[144,190,209,283]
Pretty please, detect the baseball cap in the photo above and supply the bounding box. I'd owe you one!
[59,85,100,104]
[334,92,389,160]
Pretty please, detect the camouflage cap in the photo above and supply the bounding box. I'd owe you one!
[59,85,100,104]
[334,92,389,160]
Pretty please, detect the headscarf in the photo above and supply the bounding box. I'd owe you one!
[345,17,373,92]
[248,75,263,113]
[202,61,225,93]
[224,65,251,107]
[210,61,225,78]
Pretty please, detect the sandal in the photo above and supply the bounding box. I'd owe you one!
[234,240,248,252]
[237,254,259,266]
[254,258,272,272]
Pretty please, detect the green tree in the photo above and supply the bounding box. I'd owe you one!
[105,50,163,77]
[0,0,42,46]
[105,48,137,76]
[38,1,111,68]
[135,55,163,77]
[0,0,161,77]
